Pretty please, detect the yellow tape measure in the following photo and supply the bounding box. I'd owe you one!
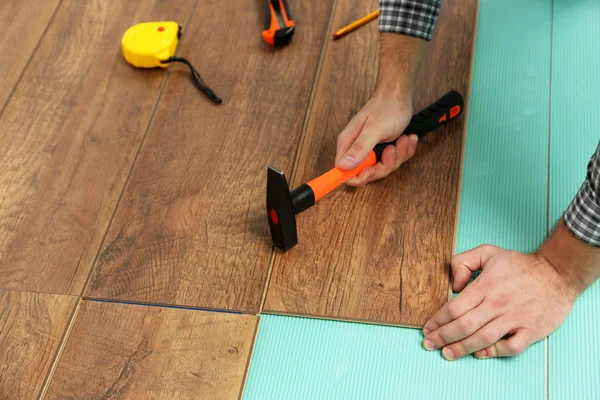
[121,22,222,103]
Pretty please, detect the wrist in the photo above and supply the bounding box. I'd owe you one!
[537,219,600,297]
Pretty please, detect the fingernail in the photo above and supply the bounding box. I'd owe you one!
[423,339,434,351]
[409,134,419,143]
[475,349,488,359]
[442,347,455,360]
[423,327,431,336]
[339,155,355,168]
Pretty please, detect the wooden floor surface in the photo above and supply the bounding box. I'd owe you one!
[0,0,60,111]
[263,0,478,326]
[0,290,77,399]
[84,1,335,312]
[0,0,196,295]
[0,0,478,395]
[44,301,258,400]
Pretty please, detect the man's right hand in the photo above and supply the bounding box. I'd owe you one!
[335,32,427,187]
[335,92,417,187]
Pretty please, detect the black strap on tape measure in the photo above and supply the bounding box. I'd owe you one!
[161,56,222,104]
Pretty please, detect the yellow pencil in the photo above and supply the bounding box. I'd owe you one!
[332,9,379,40]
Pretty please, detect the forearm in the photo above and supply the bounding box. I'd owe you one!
[375,33,427,101]
[376,0,442,100]
[539,141,600,295]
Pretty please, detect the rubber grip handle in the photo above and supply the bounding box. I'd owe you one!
[307,152,377,202]
[373,90,464,161]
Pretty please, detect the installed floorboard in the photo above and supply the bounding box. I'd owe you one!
[0,0,60,111]
[85,1,335,312]
[264,0,478,326]
[0,291,76,399]
[0,0,196,294]
[45,301,258,400]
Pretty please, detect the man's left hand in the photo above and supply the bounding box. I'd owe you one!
[422,245,577,360]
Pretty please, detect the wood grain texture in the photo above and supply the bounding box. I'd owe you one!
[84,1,335,312]
[0,0,196,294]
[0,291,76,399]
[0,0,60,111]
[45,301,258,400]
[264,0,478,326]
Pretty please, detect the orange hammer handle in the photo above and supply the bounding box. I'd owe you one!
[307,151,377,201]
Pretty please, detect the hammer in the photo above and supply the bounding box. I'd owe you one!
[267,90,464,251]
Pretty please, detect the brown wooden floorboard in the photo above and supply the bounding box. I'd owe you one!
[44,301,258,400]
[0,0,61,111]
[0,290,76,399]
[0,0,196,294]
[84,1,335,312]
[263,0,478,326]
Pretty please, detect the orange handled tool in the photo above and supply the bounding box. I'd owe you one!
[267,90,464,251]
[262,0,295,46]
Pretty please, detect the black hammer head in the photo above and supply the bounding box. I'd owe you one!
[267,166,298,250]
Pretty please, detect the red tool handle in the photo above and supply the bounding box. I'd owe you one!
[262,0,295,46]
[306,90,464,202]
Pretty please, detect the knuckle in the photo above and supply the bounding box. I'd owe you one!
[490,294,509,308]
[350,140,366,153]
[446,303,463,319]
[506,340,526,356]
[480,330,497,345]
[457,318,474,334]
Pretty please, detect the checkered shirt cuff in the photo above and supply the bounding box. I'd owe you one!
[379,0,442,41]
[564,141,600,247]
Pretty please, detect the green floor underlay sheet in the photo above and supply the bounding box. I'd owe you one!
[548,0,600,398]
[244,0,554,398]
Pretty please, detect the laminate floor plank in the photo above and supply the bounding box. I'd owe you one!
[45,301,258,400]
[0,290,77,399]
[85,1,335,311]
[0,0,196,294]
[264,0,478,326]
[0,0,60,111]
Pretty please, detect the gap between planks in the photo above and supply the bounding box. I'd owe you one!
[258,0,340,313]
[38,297,82,400]
[77,0,202,298]
[238,316,262,400]
[450,0,482,302]
[260,310,422,330]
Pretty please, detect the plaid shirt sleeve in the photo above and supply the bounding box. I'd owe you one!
[379,0,442,41]
[564,140,600,247]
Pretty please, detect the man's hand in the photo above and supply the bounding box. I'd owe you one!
[422,219,600,360]
[335,33,427,187]
[335,94,417,187]
[421,245,577,360]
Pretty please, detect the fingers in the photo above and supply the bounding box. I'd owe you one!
[422,284,484,336]
[423,305,499,351]
[474,329,535,359]
[336,117,382,170]
[439,317,512,360]
[336,112,368,165]
[451,245,500,292]
[345,135,419,187]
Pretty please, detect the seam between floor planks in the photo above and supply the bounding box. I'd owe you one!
[238,316,262,400]
[0,0,63,117]
[78,0,202,298]
[258,0,341,313]
[38,297,82,400]
[260,309,421,330]
[450,0,482,302]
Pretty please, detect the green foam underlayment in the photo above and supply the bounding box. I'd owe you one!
[244,315,544,400]
[548,0,600,398]
[244,0,553,398]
